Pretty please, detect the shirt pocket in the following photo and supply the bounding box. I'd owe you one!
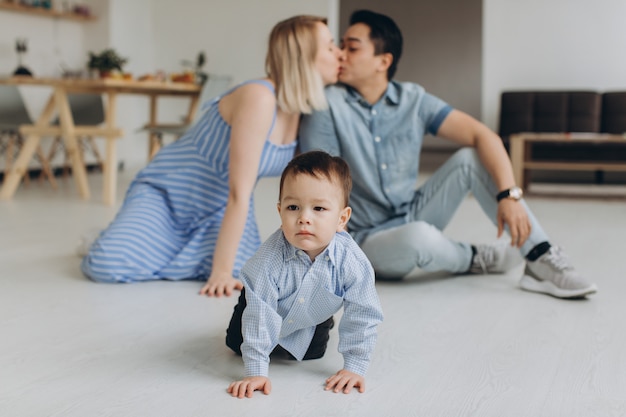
[386,130,419,176]
[305,286,343,324]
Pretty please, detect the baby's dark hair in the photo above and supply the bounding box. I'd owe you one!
[279,150,352,207]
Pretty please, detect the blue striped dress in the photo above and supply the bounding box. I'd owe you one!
[81,80,297,283]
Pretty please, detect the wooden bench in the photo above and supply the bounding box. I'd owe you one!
[509,132,626,189]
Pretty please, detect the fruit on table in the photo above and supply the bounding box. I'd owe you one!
[170,72,195,83]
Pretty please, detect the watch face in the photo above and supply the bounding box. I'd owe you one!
[510,187,523,200]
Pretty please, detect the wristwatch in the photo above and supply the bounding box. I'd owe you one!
[496,186,523,202]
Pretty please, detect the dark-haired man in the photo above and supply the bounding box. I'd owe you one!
[300,9,596,299]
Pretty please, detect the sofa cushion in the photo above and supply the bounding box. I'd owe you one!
[499,91,602,140]
[499,92,534,138]
[533,92,568,132]
[568,92,601,132]
[601,92,626,134]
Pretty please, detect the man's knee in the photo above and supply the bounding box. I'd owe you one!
[450,147,479,164]
[379,221,443,252]
[363,221,448,278]
[449,147,488,175]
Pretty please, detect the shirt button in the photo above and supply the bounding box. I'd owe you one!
[381,163,387,170]
[325,255,330,261]
[384,187,390,193]
[298,297,305,304]
[374,136,381,142]
[371,109,377,115]
[288,320,293,324]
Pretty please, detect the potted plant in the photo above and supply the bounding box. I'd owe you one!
[178,51,208,85]
[87,48,128,78]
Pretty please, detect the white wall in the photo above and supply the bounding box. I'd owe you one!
[1,0,336,171]
[7,0,625,171]
[482,0,626,131]
[0,8,87,78]
[0,2,93,169]
[151,0,336,85]
[144,0,337,170]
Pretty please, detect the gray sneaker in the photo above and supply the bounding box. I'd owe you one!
[519,246,597,299]
[470,240,523,274]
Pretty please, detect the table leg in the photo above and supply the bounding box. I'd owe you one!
[184,95,199,124]
[509,134,525,187]
[56,88,90,200]
[148,94,160,160]
[0,94,56,200]
[102,92,118,206]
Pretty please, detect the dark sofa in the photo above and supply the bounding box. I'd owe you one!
[498,91,626,183]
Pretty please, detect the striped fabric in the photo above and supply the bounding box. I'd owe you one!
[81,80,297,283]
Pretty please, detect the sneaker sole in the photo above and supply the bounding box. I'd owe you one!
[519,275,598,299]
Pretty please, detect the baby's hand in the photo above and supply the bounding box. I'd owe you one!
[325,369,365,394]
[228,376,271,398]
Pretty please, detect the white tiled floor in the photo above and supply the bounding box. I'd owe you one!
[1,167,626,417]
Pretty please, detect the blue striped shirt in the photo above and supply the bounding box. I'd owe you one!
[240,229,383,377]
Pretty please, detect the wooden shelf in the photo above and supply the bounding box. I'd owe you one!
[509,132,626,190]
[0,1,96,22]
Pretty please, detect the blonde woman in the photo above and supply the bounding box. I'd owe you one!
[81,15,342,297]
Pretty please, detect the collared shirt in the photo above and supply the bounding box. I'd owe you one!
[299,81,453,244]
[240,229,383,378]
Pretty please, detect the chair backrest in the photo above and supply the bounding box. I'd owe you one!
[0,85,32,131]
[194,74,233,122]
[67,93,105,125]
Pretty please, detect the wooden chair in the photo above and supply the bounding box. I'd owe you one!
[45,93,105,178]
[141,74,233,157]
[0,85,57,188]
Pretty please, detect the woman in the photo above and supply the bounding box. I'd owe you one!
[81,15,342,297]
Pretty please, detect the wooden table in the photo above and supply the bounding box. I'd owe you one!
[0,77,200,205]
[509,132,626,189]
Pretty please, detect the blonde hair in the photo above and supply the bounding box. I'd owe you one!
[265,15,328,114]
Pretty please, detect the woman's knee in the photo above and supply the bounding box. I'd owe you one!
[81,255,135,283]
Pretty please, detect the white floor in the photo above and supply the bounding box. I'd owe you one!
[2,167,626,417]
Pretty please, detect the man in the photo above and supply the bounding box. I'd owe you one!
[299,9,596,299]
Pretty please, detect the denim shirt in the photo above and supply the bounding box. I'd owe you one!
[240,229,383,378]
[299,81,453,243]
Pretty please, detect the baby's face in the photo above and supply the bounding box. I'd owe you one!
[277,173,350,260]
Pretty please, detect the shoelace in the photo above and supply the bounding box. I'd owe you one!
[475,256,487,273]
[541,247,572,271]
[474,246,496,273]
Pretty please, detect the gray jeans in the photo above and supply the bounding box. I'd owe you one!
[360,148,549,278]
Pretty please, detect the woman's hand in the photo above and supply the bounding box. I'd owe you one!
[325,369,365,394]
[228,376,272,398]
[199,272,243,297]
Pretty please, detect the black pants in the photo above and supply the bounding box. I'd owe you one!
[225,288,334,360]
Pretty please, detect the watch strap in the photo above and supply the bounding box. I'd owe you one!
[496,187,521,202]
[496,188,511,202]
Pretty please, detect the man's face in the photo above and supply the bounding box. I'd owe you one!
[339,23,386,88]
